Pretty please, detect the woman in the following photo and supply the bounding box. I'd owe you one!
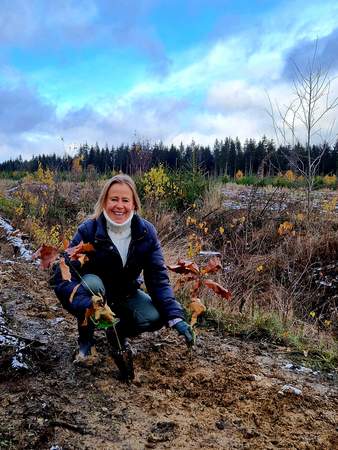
[52,174,194,382]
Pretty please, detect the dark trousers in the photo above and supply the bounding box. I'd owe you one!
[78,289,164,347]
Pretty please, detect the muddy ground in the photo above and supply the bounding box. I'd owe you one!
[0,237,337,450]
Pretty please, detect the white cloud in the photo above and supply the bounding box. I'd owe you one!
[2,0,338,163]
[169,111,268,145]
[206,80,267,113]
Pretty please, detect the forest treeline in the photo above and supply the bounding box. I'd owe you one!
[1,136,338,176]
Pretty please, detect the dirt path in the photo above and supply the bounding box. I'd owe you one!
[0,238,337,450]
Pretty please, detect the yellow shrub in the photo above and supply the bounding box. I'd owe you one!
[323,174,337,186]
[72,156,83,174]
[323,197,337,212]
[235,170,244,180]
[15,203,24,216]
[284,170,296,182]
[29,220,62,247]
[143,165,170,200]
[187,233,202,258]
[35,162,55,186]
[278,221,294,236]
[24,162,54,186]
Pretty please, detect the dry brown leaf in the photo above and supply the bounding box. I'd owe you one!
[174,274,197,290]
[190,278,201,296]
[59,257,71,281]
[202,256,222,274]
[189,297,206,326]
[95,303,116,323]
[66,241,95,260]
[92,294,105,309]
[204,278,231,300]
[63,239,70,250]
[77,254,89,266]
[32,244,59,269]
[82,295,116,326]
[167,259,200,275]
[69,283,81,303]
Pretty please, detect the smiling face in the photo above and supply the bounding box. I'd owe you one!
[104,182,135,224]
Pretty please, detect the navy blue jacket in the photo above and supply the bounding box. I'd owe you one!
[52,213,185,322]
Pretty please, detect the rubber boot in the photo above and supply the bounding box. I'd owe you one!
[106,328,135,383]
[74,319,98,365]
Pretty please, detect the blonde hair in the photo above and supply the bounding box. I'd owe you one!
[92,174,141,219]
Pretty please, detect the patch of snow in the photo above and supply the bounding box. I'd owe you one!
[278,384,302,396]
[49,317,65,325]
[0,334,18,346]
[0,305,30,370]
[282,363,319,376]
[0,216,33,260]
[6,185,19,194]
[0,305,5,325]
[11,353,29,370]
[223,200,242,210]
[198,251,221,257]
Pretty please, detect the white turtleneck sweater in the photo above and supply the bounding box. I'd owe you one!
[103,210,133,266]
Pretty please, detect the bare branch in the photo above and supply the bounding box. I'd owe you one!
[266,40,338,216]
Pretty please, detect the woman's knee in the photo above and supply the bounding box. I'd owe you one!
[127,290,162,331]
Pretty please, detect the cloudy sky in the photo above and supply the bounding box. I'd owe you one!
[0,0,338,162]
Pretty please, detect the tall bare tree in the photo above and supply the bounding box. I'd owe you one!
[267,44,338,215]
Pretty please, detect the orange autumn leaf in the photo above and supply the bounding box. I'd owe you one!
[69,283,81,303]
[202,256,222,275]
[32,244,59,269]
[63,239,70,250]
[77,254,89,266]
[174,274,197,291]
[190,278,201,296]
[79,242,95,252]
[189,297,206,326]
[167,259,200,275]
[204,278,231,300]
[59,257,71,281]
[66,241,95,260]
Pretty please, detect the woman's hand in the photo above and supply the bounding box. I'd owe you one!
[173,321,196,347]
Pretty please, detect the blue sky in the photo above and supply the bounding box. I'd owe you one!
[0,0,338,162]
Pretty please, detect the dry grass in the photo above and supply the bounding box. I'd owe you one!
[156,182,337,369]
[0,178,16,195]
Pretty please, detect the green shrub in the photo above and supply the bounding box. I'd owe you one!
[222,174,230,184]
[235,175,270,187]
[313,176,325,190]
[170,170,209,209]
[0,196,20,217]
[235,175,259,185]
[272,176,295,188]
[137,167,209,211]
[0,171,27,180]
